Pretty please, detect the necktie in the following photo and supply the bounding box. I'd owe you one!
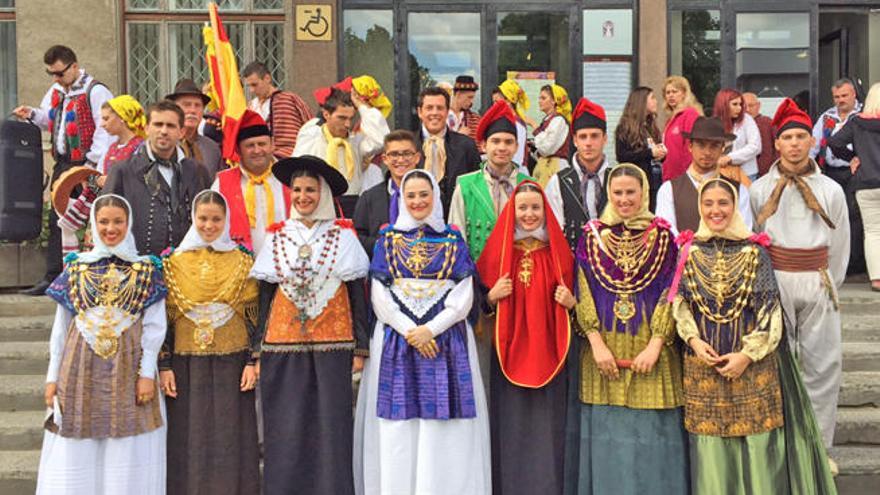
[245,167,276,227]
[388,180,400,224]
[422,135,447,181]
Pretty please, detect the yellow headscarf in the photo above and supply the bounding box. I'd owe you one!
[598,163,655,230]
[352,75,393,119]
[550,84,572,123]
[107,95,146,138]
[499,79,530,121]
[694,178,753,241]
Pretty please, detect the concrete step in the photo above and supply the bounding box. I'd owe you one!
[831,445,880,495]
[0,315,53,342]
[0,450,38,495]
[0,343,47,375]
[0,375,46,413]
[0,295,54,318]
[835,407,880,446]
[0,411,44,451]
[842,343,880,372]
[840,372,880,407]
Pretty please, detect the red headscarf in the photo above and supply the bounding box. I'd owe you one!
[476,181,574,388]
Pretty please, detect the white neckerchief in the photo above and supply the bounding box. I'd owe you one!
[176,190,238,253]
[393,170,446,232]
[78,194,149,263]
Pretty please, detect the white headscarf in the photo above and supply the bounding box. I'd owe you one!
[393,170,446,232]
[78,194,149,263]
[176,190,238,253]
[288,174,337,222]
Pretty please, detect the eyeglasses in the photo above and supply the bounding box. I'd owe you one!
[46,62,74,78]
[385,150,418,160]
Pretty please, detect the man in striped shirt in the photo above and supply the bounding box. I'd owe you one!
[243,61,313,159]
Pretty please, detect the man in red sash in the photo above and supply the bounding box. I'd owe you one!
[212,110,290,254]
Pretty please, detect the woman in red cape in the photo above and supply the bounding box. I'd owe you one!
[476,180,575,495]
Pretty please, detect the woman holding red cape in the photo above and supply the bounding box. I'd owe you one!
[477,180,576,495]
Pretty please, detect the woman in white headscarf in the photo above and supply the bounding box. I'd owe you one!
[353,169,491,495]
[38,194,168,495]
[250,155,370,495]
[158,190,260,495]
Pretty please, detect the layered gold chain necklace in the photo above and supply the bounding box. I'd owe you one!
[586,227,669,323]
[68,260,154,359]
[164,251,250,350]
[386,229,457,280]
[684,241,760,324]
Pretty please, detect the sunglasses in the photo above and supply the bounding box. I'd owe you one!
[46,62,73,78]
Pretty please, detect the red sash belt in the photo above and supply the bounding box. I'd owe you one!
[768,245,829,272]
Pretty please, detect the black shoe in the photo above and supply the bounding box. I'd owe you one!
[19,279,51,296]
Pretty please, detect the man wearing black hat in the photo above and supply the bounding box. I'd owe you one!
[545,97,612,251]
[166,78,224,180]
[104,100,211,256]
[416,87,481,217]
[448,75,481,141]
[213,109,290,255]
[655,116,754,234]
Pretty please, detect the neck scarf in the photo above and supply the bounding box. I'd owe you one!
[576,155,603,214]
[78,194,149,263]
[756,160,836,229]
[422,134,447,181]
[599,163,655,230]
[177,190,238,252]
[243,165,277,228]
[393,170,446,232]
[695,178,754,241]
[321,124,355,180]
[486,163,515,213]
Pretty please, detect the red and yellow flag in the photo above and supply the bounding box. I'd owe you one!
[204,2,247,161]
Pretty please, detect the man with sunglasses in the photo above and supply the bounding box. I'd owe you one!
[12,45,113,295]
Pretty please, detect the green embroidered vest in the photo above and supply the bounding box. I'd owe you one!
[458,164,531,260]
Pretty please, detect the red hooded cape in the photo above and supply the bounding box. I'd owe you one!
[476,181,574,388]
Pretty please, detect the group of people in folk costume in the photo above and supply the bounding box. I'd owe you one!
[27,47,847,492]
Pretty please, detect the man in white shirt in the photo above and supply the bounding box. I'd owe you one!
[13,45,113,295]
[293,86,389,217]
[212,110,289,255]
[545,97,611,251]
[655,116,753,236]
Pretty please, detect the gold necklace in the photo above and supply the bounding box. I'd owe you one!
[515,238,545,287]
[68,260,154,359]
[164,250,251,350]
[684,242,760,324]
[586,227,669,323]
[386,229,457,280]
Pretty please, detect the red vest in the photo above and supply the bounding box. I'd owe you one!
[48,84,98,164]
[217,166,291,251]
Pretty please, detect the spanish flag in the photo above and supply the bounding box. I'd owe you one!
[204,2,246,161]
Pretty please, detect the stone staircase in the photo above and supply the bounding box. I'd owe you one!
[0,287,879,494]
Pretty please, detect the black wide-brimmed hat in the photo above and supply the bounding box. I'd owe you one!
[273,155,348,197]
[682,116,736,142]
[165,78,212,106]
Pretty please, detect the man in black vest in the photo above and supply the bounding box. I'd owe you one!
[545,97,611,251]
[353,129,421,256]
[104,100,210,256]
[414,87,481,218]
[655,116,754,235]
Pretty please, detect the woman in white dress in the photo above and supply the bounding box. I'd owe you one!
[354,169,491,495]
[38,193,167,495]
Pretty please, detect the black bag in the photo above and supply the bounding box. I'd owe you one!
[0,119,45,242]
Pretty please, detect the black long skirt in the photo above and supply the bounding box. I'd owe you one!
[166,352,260,495]
[260,350,354,495]
[490,353,569,495]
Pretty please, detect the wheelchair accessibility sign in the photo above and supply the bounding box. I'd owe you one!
[296,4,332,41]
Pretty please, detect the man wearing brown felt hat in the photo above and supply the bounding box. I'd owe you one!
[166,78,224,180]
[655,116,754,234]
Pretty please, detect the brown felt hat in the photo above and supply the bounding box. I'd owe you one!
[682,116,737,142]
[165,79,211,106]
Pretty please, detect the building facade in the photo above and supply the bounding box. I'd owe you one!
[1,0,879,137]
